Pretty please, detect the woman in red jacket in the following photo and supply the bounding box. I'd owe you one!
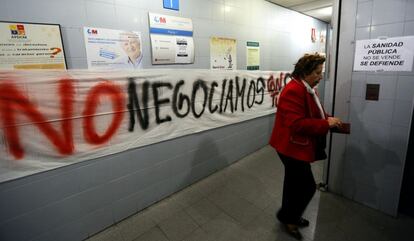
[269,53,342,240]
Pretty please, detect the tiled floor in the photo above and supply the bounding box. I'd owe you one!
[86,145,414,241]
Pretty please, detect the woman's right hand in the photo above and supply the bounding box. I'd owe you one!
[327,117,342,128]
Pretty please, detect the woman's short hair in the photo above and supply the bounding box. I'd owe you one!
[291,53,326,79]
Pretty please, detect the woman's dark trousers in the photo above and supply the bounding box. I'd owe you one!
[276,152,316,224]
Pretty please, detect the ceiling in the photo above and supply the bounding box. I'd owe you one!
[266,0,334,23]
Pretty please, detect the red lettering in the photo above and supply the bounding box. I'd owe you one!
[0,79,75,159]
[267,73,285,107]
[83,81,125,145]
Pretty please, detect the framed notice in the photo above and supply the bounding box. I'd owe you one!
[148,12,194,64]
[210,37,237,70]
[0,21,66,69]
[246,41,260,70]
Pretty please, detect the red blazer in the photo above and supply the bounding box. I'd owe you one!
[269,78,329,162]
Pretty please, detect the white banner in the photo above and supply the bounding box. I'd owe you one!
[353,36,414,71]
[0,69,289,183]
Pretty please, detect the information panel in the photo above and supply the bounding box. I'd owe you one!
[246,41,260,70]
[148,12,194,64]
[0,21,66,69]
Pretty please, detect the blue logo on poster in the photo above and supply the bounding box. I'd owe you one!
[163,0,179,11]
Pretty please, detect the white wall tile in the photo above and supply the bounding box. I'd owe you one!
[86,1,118,29]
[211,2,225,22]
[115,5,146,31]
[194,56,210,69]
[356,1,373,27]
[372,0,406,25]
[89,0,114,4]
[114,0,143,8]
[403,20,414,35]
[191,19,206,38]
[270,32,294,58]
[388,125,410,163]
[405,0,414,21]
[351,72,367,97]
[361,121,392,150]
[349,97,365,132]
[396,75,414,101]
[0,1,13,21]
[366,74,397,100]
[370,22,404,38]
[225,0,249,8]
[180,0,213,19]
[1,0,53,23]
[61,27,87,59]
[194,37,210,57]
[355,26,370,40]
[249,2,269,27]
[362,99,394,124]
[66,57,88,69]
[392,100,413,127]
[224,5,248,26]
[43,0,88,27]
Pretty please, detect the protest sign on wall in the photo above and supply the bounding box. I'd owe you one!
[354,36,414,71]
[0,69,289,183]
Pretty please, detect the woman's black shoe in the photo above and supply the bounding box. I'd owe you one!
[284,224,303,240]
[297,217,309,227]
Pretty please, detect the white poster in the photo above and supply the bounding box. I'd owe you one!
[0,21,66,69]
[210,37,237,70]
[150,35,194,64]
[0,69,289,183]
[353,36,414,71]
[246,41,260,70]
[148,13,194,64]
[83,27,143,69]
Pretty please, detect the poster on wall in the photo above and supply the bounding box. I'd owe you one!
[246,41,260,70]
[353,36,414,72]
[0,21,66,69]
[148,12,194,64]
[210,37,237,70]
[83,27,143,69]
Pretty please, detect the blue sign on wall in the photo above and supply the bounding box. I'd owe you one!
[163,0,179,11]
